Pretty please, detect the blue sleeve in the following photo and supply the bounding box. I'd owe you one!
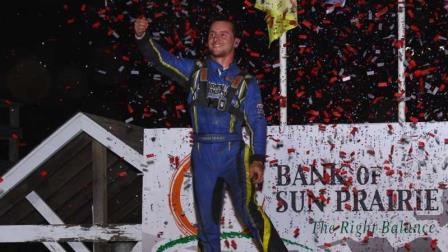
[136,32,197,87]
[243,78,267,163]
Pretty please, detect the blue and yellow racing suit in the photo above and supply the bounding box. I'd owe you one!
[137,33,287,252]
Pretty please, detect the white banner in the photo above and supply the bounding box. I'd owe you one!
[143,122,448,251]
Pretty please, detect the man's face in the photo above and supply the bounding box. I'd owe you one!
[207,21,240,58]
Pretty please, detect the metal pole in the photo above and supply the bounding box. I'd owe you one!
[398,0,406,123]
[280,32,288,132]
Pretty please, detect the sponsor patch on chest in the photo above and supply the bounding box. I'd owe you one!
[207,82,228,99]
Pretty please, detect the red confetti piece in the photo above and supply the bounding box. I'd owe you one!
[393,38,405,49]
[169,155,179,167]
[387,124,394,133]
[249,51,260,58]
[293,228,300,238]
[414,67,437,78]
[11,133,19,140]
[375,6,389,18]
[115,14,125,22]
[127,104,134,114]
[302,20,313,29]
[269,159,278,167]
[418,141,425,149]
[91,21,101,29]
[295,90,306,98]
[117,170,128,177]
[146,153,156,158]
[385,169,394,176]
[280,96,287,108]
[408,59,417,69]
[277,199,285,209]
[409,116,418,123]
[175,104,185,111]
[40,170,48,177]
[154,12,164,18]
[307,110,320,117]
[431,239,438,250]
[0,177,3,183]
[3,99,12,106]
[322,172,331,184]
[439,183,448,189]
[243,0,253,7]
[344,203,352,211]
[230,240,237,250]
[378,82,388,88]
[318,124,326,131]
[362,234,369,243]
[254,30,264,36]
[324,243,332,248]
[332,111,342,118]
[404,243,411,251]
[329,76,338,84]
[287,148,295,154]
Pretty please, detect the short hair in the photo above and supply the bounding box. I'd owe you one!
[209,17,240,38]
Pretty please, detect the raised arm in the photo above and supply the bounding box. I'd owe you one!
[134,17,197,86]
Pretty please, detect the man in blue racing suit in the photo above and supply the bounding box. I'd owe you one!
[135,16,287,252]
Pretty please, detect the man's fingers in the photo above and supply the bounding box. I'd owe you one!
[250,169,263,184]
[255,172,263,184]
[251,173,258,183]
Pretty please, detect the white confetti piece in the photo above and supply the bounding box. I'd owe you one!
[125,117,134,123]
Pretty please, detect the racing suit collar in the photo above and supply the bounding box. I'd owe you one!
[207,58,240,77]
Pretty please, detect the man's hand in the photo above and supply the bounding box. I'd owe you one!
[249,161,264,185]
[134,17,149,38]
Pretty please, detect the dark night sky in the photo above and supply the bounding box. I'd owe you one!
[1,0,448,162]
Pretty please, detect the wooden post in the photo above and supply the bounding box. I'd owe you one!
[26,191,90,252]
[0,224,141,242]
[92,140,109,252]
[112,242,135,252]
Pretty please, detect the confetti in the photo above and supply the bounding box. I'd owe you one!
[39,170,49,177]
[117,170,128,177]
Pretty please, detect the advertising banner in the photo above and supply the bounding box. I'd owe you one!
[143,122,448,251]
